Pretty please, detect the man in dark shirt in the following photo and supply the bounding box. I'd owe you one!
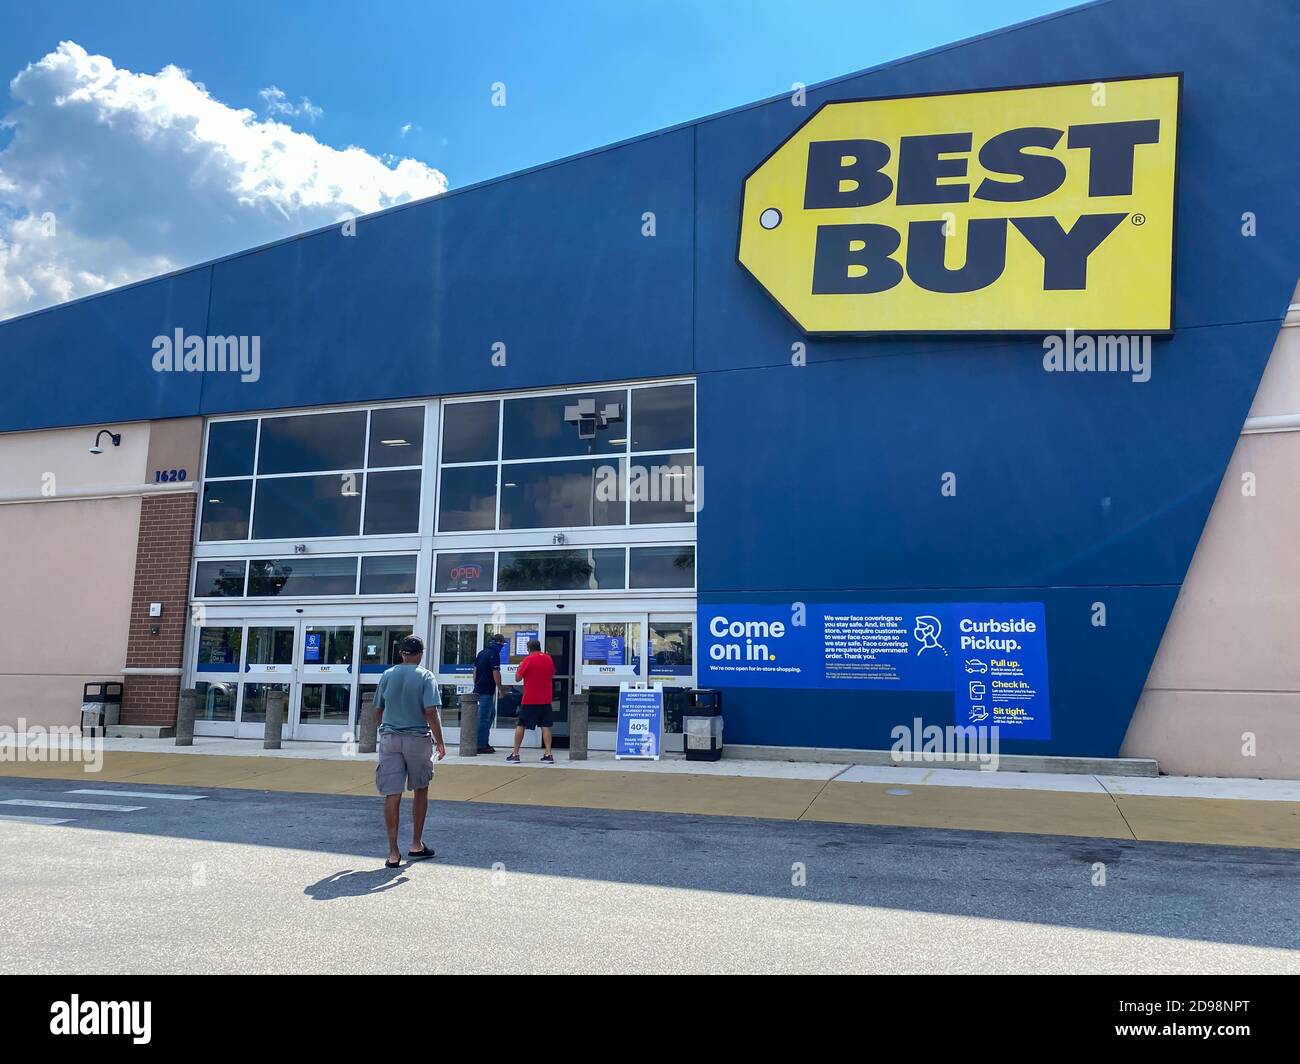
[472,633,507,754]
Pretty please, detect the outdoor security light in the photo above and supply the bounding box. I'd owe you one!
[89,429,121,455]
[564,398,623,440]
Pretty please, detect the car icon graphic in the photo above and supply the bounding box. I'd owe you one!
[964,658,988,674]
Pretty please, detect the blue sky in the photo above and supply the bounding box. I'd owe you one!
[0,0,1082,319]
[2,0,1079,189]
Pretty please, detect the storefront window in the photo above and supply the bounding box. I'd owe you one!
[434,552,494,593]
[205,420,257,477]
[359,555,418,595]
[649,621,693,678]
[498,548,625,591]
[201,405,424,542]
[503,389,626,460]
[436,383,692,533]
[252,474,362,539]
[248,557,358,597]
[629,452,696,525]
[368,406,424,468]
[631,384,694,452]
[437,465,497,531]
[363,469,421,534]
[193,560,248,597]
[199,480,252,540]
[629,545,695,589]
[257,411,367,474]
[499,457,625,529]
[441,400,499,464]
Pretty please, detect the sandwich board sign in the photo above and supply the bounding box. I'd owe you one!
[615,683,663,760]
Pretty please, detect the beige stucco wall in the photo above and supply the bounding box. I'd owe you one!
[1123,290,1300,778]
[0,422,150,729]
[145,417,203,483]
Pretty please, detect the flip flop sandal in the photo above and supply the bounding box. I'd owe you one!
[385,858,402,868]
[407,845,435,860]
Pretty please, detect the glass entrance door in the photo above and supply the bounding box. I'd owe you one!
[576,614,646,684]
[544,615,575,741]
[236,622,296,739]
[431,613,546,741]
[359,619,416,718]
[295,620,358,741]
[485,615,545,743]
[192,624,242,733]
[192,616,413,741]
[576,612,648,744]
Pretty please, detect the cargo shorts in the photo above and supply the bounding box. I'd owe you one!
[375,730,435,795]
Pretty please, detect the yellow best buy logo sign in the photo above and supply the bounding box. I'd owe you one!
[738,75,1181,334]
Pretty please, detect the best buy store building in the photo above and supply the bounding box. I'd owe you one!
[2,0,1299,775]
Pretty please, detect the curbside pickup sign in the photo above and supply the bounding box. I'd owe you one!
[739,75,1180,335]
[700,602,1052,739]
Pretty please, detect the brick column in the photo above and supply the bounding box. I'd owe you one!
[121,491,198,727]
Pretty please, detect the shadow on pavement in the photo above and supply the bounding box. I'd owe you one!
[305,866,410,900]
[2,774,1299,953]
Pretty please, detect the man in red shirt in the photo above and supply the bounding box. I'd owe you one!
[506,639,557,764]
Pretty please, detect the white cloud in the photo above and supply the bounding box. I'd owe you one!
[259,84,324,123]
[0,42,448,321]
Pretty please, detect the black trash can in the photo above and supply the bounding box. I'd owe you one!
[661,688,691,753]
[80,682,124,737]
[683,688,723,762]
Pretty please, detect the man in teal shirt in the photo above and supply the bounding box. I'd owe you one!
[374,635,447,868]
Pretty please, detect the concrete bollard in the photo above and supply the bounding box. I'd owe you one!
[175,689,196,747]
[358,692,377,754]
[458,692,478,757]
[568,691,589,761]
[264,689,286,750]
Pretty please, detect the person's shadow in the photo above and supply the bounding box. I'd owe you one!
[305,865,410,900]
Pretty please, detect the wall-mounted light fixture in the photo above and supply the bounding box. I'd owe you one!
[563,398,623,441]
[89,429,121,455]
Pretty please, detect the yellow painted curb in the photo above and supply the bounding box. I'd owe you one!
[466,767,825,820]
[427,765,532,802]
[4,752,1299,850]
[803,781,1134,840]
[1116,794,1300,850]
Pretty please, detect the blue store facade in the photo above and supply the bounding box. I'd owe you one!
[1,0,1298,759]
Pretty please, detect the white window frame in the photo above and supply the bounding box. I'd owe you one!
[197,401,428,546]
[436,378,697,537]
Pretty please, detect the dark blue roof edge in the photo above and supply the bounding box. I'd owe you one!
[0,0,1109,334]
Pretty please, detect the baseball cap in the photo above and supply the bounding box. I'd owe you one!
[398,635,425,655]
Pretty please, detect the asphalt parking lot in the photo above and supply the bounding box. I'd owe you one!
[2,775,1298,974]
